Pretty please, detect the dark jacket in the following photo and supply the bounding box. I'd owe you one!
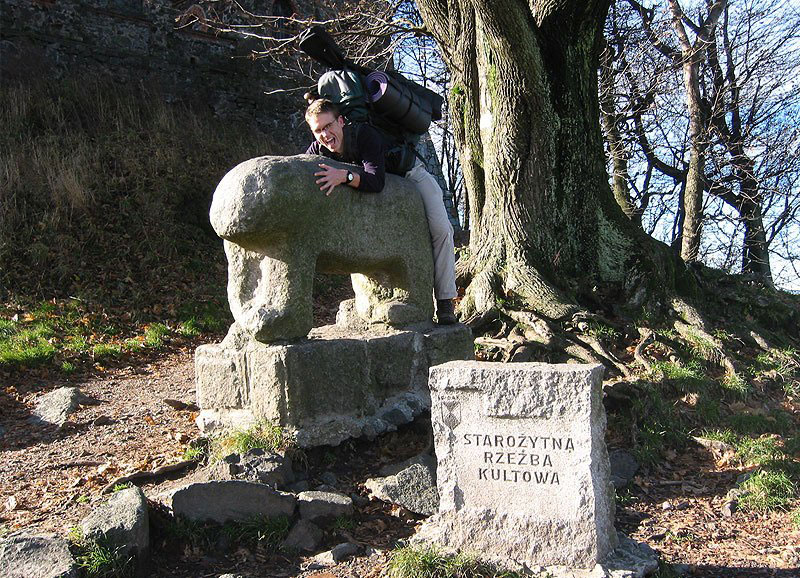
[306,122,412,193]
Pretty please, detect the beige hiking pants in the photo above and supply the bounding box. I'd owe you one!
[405,161,458,300]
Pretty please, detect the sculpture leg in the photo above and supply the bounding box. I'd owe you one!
[225,241,315,342]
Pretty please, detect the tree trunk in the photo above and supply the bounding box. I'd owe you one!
[417,0,681,320]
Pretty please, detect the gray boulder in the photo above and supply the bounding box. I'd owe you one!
[281,519,323,552]
[28,387,95,426]
[171,480,296,523]
[0,534,78,578]
[297,490,353,521]
[80,487,149,563]
[210,155,435,342]
[365,460,439,516]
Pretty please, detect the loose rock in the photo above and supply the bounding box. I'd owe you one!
[365,462,438,516]
[609,449,639,489]
[330,541,360,562]
[0,533,78,578]
[28,387,95,427]
[282,519,323,552]
[171,480,296,523]
[297,491,353,521]
[80,487,149,562]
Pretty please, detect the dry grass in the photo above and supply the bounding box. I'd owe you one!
[0,76,276,305]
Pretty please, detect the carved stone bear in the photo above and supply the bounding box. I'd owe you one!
[210,155,435,342]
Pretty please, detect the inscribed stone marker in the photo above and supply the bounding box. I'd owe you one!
[420,361,616,570]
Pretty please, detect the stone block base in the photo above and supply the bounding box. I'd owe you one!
[195,322,473,447]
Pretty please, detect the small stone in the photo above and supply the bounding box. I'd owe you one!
[4,495,17,511]
[661,501,673,510]
[238,449,294,488]
[174,432,189,443]
[282,519,323,552]
[320,471,337,486]
[311,550,336,567]
[673,563,691,576]
[380,405,413,426]
[29,387,93,427]
[297,491,353,521]
[675,501,690,510]
[330,541,360,562]
[350,493,369,508]
[92,416,114,426]
[721,500,737,517]
[365,462,438,516]
[608,449,639,489]
[287,480,310,493]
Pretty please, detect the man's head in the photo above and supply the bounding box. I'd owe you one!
[306,99,345,154]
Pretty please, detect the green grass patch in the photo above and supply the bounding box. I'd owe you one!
[92,343,122,360]
[332,515,357,532]
[720,373,752,399]
[221,514,290,550]
[212,420,292,459]
[165,514,289,553]
[68,528,134,578]
[738,469,795,512]
[627,383,689,465]
[183,443,208,462]
[111,482,133,493]
[791,507,800,529]
[736,436,785,466]
[143,323,170,348]
[388,545,521,578]
[587,321,621,342]
[648,360,708,392]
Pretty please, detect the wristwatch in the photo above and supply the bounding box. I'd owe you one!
[346,171,354,184]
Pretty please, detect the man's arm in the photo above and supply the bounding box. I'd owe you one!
[352,125,386,193]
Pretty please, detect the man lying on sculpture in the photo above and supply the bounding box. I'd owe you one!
[304,98,458,325]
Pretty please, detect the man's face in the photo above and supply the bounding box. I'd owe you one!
[308,112,345,154]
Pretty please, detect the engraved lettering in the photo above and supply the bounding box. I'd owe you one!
[543,455,552,467]
[484,451,494,464]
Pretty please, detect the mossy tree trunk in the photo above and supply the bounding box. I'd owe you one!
[416,0,682,320]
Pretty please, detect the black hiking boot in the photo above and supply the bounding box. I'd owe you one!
[435,299,458,325]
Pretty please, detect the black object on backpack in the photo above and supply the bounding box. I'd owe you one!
[298,26,443,175]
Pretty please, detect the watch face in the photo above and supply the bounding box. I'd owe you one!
[347,171,354,183]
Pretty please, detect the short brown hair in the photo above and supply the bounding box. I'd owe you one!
[305,99,341,123]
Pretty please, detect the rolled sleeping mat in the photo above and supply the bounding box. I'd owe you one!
[366,71,433,135]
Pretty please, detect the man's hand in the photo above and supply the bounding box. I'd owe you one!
[314,164,348,196]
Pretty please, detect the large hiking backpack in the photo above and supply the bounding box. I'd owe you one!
[298,26,443,175]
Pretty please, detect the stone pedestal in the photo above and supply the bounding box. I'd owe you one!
[195,322,474,447]
[419,361,616,570]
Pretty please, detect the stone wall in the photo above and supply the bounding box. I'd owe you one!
[0,0,315,148]
[0,0,459,223]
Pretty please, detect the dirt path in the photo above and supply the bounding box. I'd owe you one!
[2,349,799,577]
[1,351,198,535]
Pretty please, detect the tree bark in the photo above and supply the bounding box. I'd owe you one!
[417,0,681,320]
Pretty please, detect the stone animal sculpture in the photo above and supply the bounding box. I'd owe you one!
[210,155,435,342]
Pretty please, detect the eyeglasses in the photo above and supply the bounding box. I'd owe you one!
[313,118,339,136]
